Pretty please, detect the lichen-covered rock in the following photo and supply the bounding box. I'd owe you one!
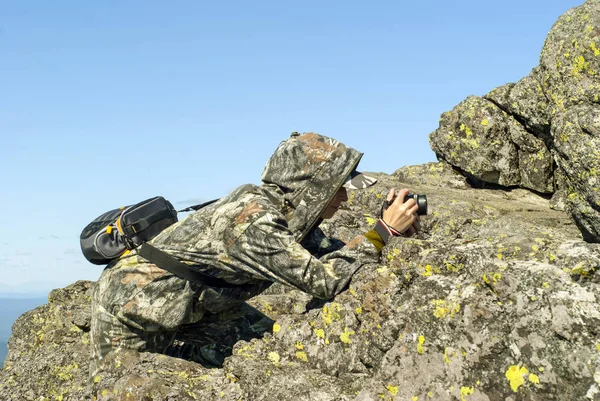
[429,95,554,193]
[92,349,244,401]
[429,96,519,186]
[429,0,600,242]
[540,0,600,113]
[553,104,600,242]
[485,67,551,142]
[0,281,93,401]
[1,167,599,400]
[392,162,470,190]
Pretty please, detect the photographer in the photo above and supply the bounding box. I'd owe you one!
[88,132,421,388]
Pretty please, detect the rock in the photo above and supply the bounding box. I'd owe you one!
[485,67,551,142]
[2,3,600,400]
[429,95,522,189]
[540,0,600,111]
[429,0,600,242]
[3,166,599,400]
[0,281,93,401]
[553,104,600,242]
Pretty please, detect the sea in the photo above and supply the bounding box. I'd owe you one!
[0,297,48,367]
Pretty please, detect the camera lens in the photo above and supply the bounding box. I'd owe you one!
[404,194,428,216]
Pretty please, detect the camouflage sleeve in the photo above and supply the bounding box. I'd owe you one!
[232,212,381,300]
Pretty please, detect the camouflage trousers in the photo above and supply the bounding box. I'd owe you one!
[89,298,274,389]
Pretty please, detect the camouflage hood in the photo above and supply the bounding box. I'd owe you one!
[261,132,363,242]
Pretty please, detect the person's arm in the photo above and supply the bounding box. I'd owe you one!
[365,187,422,250]
[364,227,386,251]
[230,212,380,300]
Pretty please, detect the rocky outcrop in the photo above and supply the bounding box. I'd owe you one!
[1,164,599,400]
[430,0,600,242]
[2,2,600,400]
[0,281,93,400]
[553,105,600,242]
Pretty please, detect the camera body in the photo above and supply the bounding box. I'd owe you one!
[382,193,428,216]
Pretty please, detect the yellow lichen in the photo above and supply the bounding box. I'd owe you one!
[340,327,355,344]
[528,374,540,384]
[236,344,255,358]
[322,303,341,325]
[505,365,529,392]
[386,385,399,396]
[432,299,460,319]
[460,123,474,138]
[261,301,273,313]
[314,328,325,339]
[460,386,474,401]
[444,347,457,364]
[417,335,425,354]
[273,323,281,333]
[295,351,308,362]
[572,55,589,76]
[267,352,280,365]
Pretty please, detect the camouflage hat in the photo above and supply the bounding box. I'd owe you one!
[343,170,377,189]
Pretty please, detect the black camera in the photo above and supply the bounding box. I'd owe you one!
[382,193,428,216]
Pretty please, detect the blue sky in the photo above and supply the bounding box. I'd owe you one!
[0,0,584,295]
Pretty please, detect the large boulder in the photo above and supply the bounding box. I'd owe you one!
[540,0,600,111]
[553,104,600,242]
[429,94,553,193]
[429,0,600,242]
[0,281,93,400]
[1,166,599,400]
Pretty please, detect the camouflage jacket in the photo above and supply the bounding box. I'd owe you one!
[93,133,380,332]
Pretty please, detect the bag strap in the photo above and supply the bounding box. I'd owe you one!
[126,208,176,236]
[137,243,239,288]
[177,198,219,213]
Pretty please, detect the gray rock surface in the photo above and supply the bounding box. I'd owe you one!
[553,104,600,242]
[1,165,599,400]
[430,0,600,242]
[2,2,600,399]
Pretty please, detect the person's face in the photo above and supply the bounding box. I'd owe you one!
[321,187,348,219]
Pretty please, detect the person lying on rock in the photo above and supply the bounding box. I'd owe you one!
[88,132,420,386]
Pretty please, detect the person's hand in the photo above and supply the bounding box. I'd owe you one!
[382,188,419,235]
[403,214,420,237]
